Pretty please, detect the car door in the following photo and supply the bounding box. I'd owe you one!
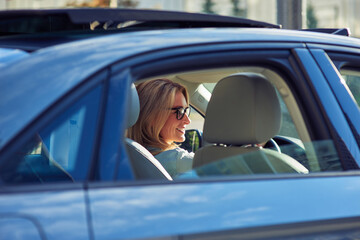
[87,41,360,239]
[0,71,106,240]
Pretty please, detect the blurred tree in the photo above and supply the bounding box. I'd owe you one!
[202,0,216,14]
[306,3,318,28]
[66,0,110,7]
[118,0,138,8]
[344,76,360,106]
[231,0,246,17]
[179,130,200,153]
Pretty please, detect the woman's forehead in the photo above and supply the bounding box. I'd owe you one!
[172,91,187,107]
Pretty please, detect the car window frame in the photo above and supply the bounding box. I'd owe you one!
[107,42,358,183]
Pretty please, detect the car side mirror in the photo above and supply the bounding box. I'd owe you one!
[179,129,202,153]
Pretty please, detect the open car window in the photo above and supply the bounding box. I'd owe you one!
[135,66,346,179]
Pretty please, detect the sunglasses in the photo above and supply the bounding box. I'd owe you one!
[170,107,191,120]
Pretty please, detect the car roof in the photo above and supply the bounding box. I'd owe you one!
[1,27,360,151]
[0,48,29,67]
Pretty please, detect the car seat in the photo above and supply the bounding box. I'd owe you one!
[125,83,173,180]
[193,73,308,175]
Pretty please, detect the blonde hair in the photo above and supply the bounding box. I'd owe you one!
[127,79,189,154]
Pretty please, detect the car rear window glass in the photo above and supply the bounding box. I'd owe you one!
[340,70,360,108]
[0,85,102,185]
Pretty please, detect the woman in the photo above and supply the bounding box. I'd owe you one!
[127,78,194,177]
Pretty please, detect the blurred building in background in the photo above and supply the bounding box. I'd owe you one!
[1,0,360,36]
[308,0,360,35]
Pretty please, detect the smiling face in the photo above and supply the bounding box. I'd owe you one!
[160,91,191,144]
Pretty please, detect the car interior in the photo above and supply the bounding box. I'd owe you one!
[128,65,342,179]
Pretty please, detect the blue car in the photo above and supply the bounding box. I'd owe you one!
[1,9,360,240]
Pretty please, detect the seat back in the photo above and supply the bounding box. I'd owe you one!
[193,73,308,174]
[125,83,172,180]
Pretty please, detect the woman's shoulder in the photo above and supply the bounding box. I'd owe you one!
[172,147,194,160]
[156,147,194,161]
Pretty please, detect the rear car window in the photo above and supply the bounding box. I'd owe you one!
[0,85,102,185]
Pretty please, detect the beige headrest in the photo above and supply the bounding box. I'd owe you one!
[204,73,281,145]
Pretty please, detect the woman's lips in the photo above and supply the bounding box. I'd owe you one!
[176,128,185,134]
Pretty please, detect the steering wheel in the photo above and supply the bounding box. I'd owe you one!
[263,138,281,153]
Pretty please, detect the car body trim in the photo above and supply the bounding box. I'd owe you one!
[307,43,360,53]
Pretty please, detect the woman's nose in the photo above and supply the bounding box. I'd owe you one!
[183,112,191,124]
